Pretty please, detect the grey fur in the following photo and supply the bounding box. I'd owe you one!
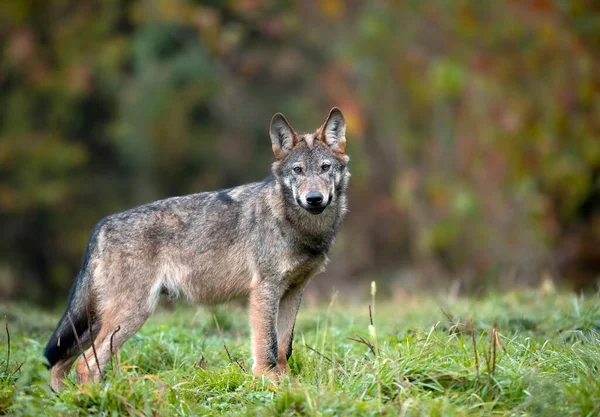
[44,108,350,390]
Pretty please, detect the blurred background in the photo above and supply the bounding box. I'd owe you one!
[1,0,599,306]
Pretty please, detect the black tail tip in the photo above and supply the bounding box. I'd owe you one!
[43,333,72,369]
[43,342,61,369]
[43,306,90,369]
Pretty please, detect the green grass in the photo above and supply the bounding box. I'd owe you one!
[1,288,600,416]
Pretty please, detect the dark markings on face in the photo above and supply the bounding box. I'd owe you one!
[276,141,347,212]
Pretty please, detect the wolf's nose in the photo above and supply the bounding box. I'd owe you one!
[306,192,324,206]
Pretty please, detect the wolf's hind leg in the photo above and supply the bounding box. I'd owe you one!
[50,355,78,391]
[76,302,152,384]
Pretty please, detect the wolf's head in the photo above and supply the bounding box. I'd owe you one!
[270,108,350,215]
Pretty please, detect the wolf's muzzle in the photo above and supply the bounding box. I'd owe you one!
[298,192,332,215]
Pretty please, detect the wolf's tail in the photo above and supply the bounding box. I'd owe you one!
[43,272,92,368]
[44,222,103,368]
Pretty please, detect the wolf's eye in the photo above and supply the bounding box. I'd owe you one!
[321,163,331,172]
[293,166,303,174]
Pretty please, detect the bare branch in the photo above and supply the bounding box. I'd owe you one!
[67,313,92,378]
[304,343,333,363]
[10,361,24,378]
[481,329,491,375]
[9,351,27,380]
[348,335,377,356]
[440,307,454,323]
[110,325,121,371]
[4,315,10,374]
[491,323,497,376]
[213,314,245,372]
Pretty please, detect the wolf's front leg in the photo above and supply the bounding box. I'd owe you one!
[275,283,304,374]
[249,284,280,378]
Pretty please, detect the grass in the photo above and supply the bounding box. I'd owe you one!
[1,287,600,416]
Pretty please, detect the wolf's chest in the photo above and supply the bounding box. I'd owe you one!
[279,252,328,287]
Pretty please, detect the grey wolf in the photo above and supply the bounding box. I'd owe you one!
[44,108,350,391]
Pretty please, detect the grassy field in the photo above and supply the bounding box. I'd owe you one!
[1,287,599,416]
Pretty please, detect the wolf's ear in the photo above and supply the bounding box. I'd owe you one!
[270,113,298,160]
[318,107,346,154]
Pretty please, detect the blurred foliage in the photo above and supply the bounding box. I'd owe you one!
[0,0,599,303]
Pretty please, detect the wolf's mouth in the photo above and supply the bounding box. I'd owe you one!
[305,206,326,215]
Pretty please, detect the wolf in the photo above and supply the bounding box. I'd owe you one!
[44,108,350,391]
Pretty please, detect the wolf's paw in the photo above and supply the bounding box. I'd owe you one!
[275,361,290,376]
[252,363,285,382]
